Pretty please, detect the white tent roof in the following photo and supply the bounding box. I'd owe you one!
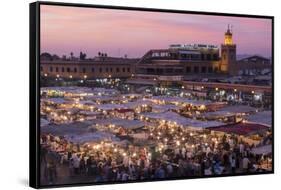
[96,104,128,111]
[40,118,50,127]
[65,131,119,144]
[41,86,120,96]
[150,96,213,106]
[219,105,257,113]
[141,111,224,128]
[94,118,145,130]
[202,110,236,118]
[42,97,69,104]
[247,111,272,127]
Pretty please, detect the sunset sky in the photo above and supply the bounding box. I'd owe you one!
[40,5,272,58]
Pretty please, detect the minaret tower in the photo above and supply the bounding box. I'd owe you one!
[221,25,236,74]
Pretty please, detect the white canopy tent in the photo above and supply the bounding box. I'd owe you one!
[140,111,224,129]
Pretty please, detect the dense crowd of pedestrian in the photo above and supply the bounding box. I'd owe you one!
[40,128,272,185]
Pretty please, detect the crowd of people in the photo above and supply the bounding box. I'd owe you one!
[40,126,272,185]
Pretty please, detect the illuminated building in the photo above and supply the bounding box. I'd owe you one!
[40,26,271,79]
[135,25,271,78]
[220,25,236,73]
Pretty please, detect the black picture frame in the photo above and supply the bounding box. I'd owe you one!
[30,1,274,188]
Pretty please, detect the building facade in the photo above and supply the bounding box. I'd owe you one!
[136,45,221,76]
[40,57,137,79]
[40,27,271,79]
[135,26,271,77]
